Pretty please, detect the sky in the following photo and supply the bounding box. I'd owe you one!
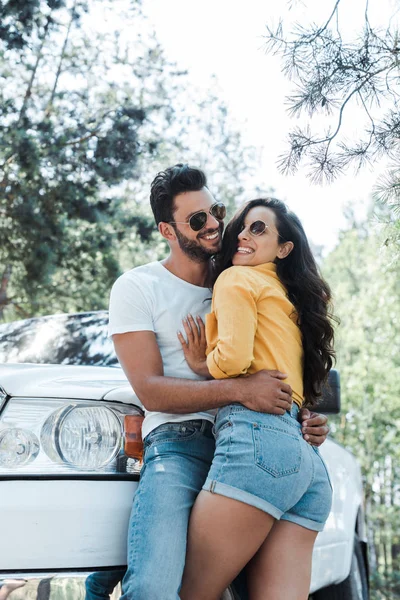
[141,0,395,251]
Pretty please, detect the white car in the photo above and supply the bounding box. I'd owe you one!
[0,312,369,599]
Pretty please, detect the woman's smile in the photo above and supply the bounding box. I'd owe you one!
[235,245,254,255]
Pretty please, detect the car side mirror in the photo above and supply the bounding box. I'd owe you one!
[315,369,341,414]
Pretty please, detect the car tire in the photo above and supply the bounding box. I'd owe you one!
[313,534,369,600]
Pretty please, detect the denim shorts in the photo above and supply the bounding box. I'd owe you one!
[203,404,333,532]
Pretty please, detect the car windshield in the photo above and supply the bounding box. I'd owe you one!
[0,312,118,367]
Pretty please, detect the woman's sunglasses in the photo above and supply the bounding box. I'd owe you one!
[240,220,270,237]
[169,202,226,232]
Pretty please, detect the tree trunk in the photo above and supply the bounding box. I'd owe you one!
[18,14,53,125]
[45,0,77,116]
[0,265,12,320]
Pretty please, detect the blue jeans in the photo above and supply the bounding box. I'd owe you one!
[120,419,215,600]
[85,569,125,599]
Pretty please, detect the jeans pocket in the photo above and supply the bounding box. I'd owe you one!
[252,424,302,477]
[144,422,199,447]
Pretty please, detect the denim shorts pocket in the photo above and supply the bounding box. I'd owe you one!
[252,424,302,477]
[144,422,200,447]
[312,446,333,492]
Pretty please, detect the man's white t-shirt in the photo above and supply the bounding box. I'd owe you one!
[108,261,216,438]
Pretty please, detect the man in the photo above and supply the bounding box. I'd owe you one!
[108,164,329,600]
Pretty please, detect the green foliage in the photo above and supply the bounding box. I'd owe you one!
[0,0,66,50]
[1,0,259,321]
[322,210,400,594]
[0,0,174,318]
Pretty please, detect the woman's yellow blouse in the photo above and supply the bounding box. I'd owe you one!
[206,262,304,406]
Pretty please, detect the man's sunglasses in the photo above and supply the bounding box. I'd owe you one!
[169,202,226,232]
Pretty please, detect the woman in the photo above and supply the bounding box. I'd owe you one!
[177,198,336,600]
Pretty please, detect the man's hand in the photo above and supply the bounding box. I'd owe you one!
[299,409,329,446]
[239,370,292,415]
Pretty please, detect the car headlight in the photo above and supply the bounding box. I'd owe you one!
[0,397,143,476]
[0,427,40,468]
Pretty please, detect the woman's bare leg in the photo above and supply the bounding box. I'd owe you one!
[180,491,275,600]
[247,520,318,600]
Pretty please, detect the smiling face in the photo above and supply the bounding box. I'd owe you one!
[232,206,293,267]
[171,188,224,262]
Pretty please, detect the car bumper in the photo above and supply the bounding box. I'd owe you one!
[0,569,125,599]
[1,479,138,570]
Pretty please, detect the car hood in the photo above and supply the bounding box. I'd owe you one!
[0,363,141,407]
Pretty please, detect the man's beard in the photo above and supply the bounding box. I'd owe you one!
[175,224,222,263]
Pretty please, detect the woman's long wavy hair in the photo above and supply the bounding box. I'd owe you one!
[213,198,337,407]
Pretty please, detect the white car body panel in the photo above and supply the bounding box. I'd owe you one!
[0,364,128,400]
[103,384,143,407]
[309,439,364,593]
[2,480,137,570]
